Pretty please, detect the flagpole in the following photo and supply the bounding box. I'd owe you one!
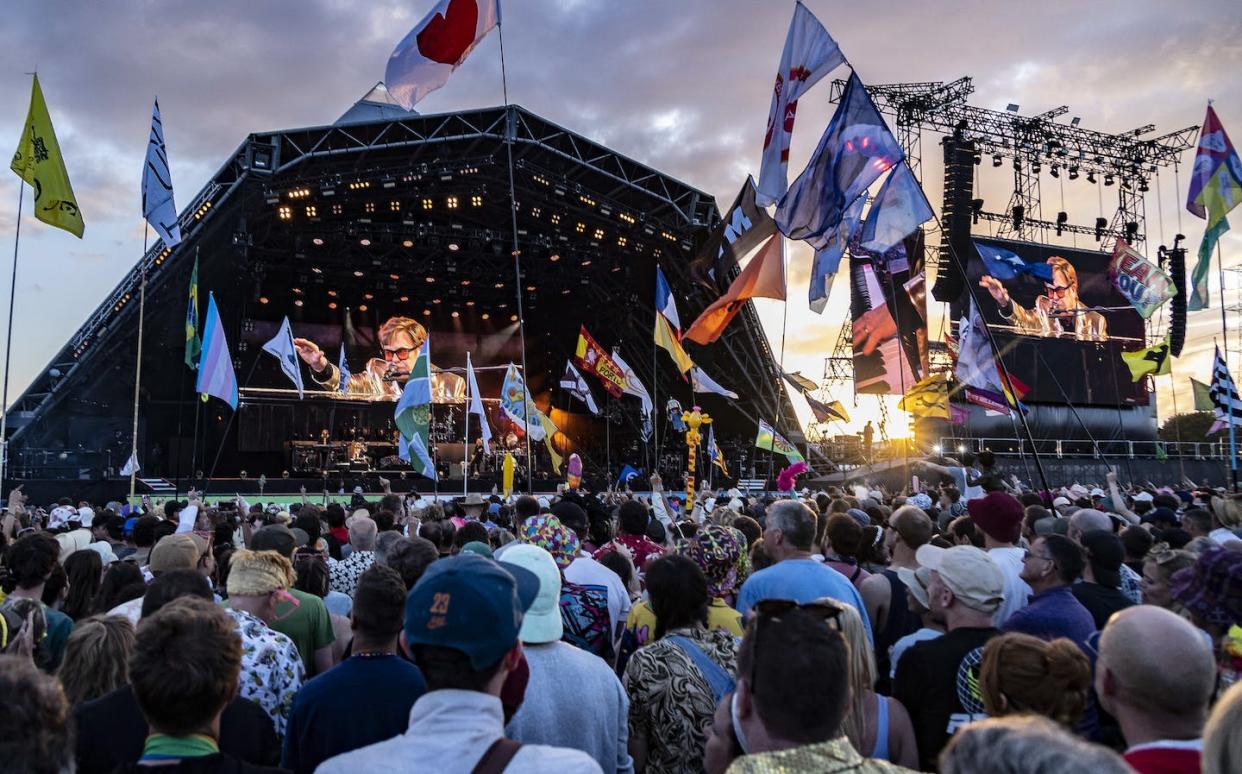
[1216,241,1239,490]
[497,22,533,491]
[129,226,150,498]
[0,181,26,500]
[605,391,612,485]
[464,352,471,496]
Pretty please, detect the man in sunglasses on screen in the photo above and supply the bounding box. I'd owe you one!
[293,315,464,401]
[979,256,1108,341]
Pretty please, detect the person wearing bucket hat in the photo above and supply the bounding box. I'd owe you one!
[223,549,305,737]
[1170,546,1242,654]
[503,544,633,773]
[894,544,1005,769]
[1208,495,1242,546]
[317,553,601,773]
[967,491,1032,625]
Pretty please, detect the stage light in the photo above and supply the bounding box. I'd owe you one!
[1049,165,1059,178]
[1104,174,1115,186]
[389,201,401,212]
[1006,103,1019,113]
[1126,222,1139,241]
[359,238,371,246]
[327,290,338,297]
[312,237,324,246]
[1095,217,1108,242]
[278,205,292,220]
[1011,205,1024,230]
[481,313,490,320]
[258,296,269,305]
[593,228,605,240]
[448,243,460,251]
[328,302,337,309]
[972,153,981,165]
[294,299,304,307]
[311,267,323,274]
[957,444,966,453]
[510,314,519,322]
[353,270,364,277]
[1031,161,1041,174]
[1087,171,1097,183]
[305,205,317,217]
[363,293,374,300]
[292,287,303,294]
[426,276,436,283]
[423,309,431,316]
[932,444,943,454]
[432,298,441,304]
[582,259,592,267]
[1138,180,1150,193]
[364,202,376,214]
[617,236,627,247]
[494,282,504,288]
[422,198,433,210]
[358,304,368,312]
[1068,166,1079,180]
[451,311,460,318]
[466,300,475,306]
[399,295,409,302]
[992,154,1002,167]
[1056,211,1068,236]
[526,285,536,291]
[562,288,571,295]
[576,222,586,234]
[1013,160,1022,172]
[460,279,471,286]
[471,195,482,207]
[446,195,459,209]
[402,239,414,248]
[549,254,560,262]
[1071,116,1081,126]
[389,273,400,280]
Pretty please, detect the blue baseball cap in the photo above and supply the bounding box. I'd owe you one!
[123,516,139,536]
[404,553,540,670]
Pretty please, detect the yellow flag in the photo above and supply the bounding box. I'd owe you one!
[899,372,950,419]
[10,75,83,238]
[1121,338,1171,382]
[539,413,563,474]
[654,314,694,374]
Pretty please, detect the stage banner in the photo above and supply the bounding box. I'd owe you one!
[1109,239,1175,319]
[849,230,929,395]
[574,325,626,397]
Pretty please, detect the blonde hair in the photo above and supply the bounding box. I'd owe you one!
[815,597,875,754]
[1204,681,1242,774]
[979,632,1091,728]
[227,549,295,597]
[57,615,135,705]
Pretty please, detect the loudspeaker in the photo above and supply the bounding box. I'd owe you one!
[1168,246,1187,357]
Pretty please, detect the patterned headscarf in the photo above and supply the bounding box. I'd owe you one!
[1170,546,1242,628]
[680,524,750,598]
[520,515,580,570]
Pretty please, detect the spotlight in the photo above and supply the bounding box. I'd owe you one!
[1031,161,1042,174]
[932,444,943,454]
[1087,171,1097,184]
[312,237,324,246]
[1049,165,1059,178]
[448,242,460,251]
[1126,222,1139,241]
[992,154,1003,167]
[451,311,459,318]
[1095,217,1108,242]
[402,240,413,248]
[1056,211,1068,236]
[359,238,371,246]
[1013,159,1022,172]
[358,304,368,312]
[510,314,519,322]
[423,308,431,316]
[425,276,435,283]
[481,313,490,320]
[353,270,364,277]
[972,153,982,165]
[258,296,269,305]
[328,301,337,309]
[1104,174,1115,186]
[957,444,966,453]
[1011,205,1025,230]
[1068,166,1079,180]
[1138,180,1150,193]
[549,254,560,262]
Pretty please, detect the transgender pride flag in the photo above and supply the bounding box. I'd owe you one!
[196,292,238,410]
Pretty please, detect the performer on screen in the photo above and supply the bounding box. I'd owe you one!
[978,256,1108,342]
[292,315,465,401]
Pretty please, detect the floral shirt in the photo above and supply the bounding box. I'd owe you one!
[329,550,375,598]
[225,607,304,738]
[1119,562,1143,605]
[594,534,665,574]
[616,598,743,677]
[622,625,737,774]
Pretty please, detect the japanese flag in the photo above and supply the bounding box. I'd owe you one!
[385,0,501,109]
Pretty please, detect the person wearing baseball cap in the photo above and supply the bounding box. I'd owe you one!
[894,545,1005,769]
[502,544,632,773]
[316,553,602,773]
[967,491,1032,625]
[1071,530,1134,629]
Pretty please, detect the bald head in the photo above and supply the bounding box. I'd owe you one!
[1097,605,1215,722]
[1070,508,1111,538]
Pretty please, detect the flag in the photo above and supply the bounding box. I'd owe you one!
[184,254,200,370]
[707,425,729,477]
[860,162,933,253]
[1109,239,1175,319]
[809,195,864,313]
[1186,105,1242,310]
[690,176,778,291]
[343,306,358,347]
[806,393,850,423]
[141,99,181,247]
[691,367,739,400]
[1187,105,1242,225]
[612,351,654,441]
[500,363,546,441]
[775,72,903,250]
[120,452,140,477]
[1121,339,1172,382]
[560,360,600,415]
[395,337,436,479]
[655,266,694,374]
[974,240,1055,282]
[337,343,351,397]
[538,412,563,474]
[755,419,804,464]
[755,1,847,207]
[949,404,970,425]
[261,316,304,398]
[782,370,819,393]
[195,293,238,410]
[502,452,515,497]
[617,464,643,488]
[1192,377,1215,411]
[668,399,686,432]
[955,301,1004,394]
[1209,345,1242,424]
[574,326,627,397]
[685,232,786,345]
[384,0,501,109]
[10,74,83,238]
[898,372,950,419]
[465,351,492,451]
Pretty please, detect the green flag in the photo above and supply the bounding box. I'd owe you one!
[1191,377,1214,411]
[394,337,435,480]
[185,253,200,369]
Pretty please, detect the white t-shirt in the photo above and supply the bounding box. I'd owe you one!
[949,467,984,501]
[989,546,1033,626]
[889,627,943,678]
[1210,527,1242,546]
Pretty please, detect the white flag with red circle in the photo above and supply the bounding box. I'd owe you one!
[385,0,501,109]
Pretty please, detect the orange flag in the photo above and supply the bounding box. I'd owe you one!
[684,233,786,344]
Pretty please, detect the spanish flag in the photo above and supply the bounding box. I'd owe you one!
[10,75,83,238]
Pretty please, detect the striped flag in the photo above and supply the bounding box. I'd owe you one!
[195,293,238,410]
[141,99,181,246]
[654,265,694,374]
[1209,345,1242,424]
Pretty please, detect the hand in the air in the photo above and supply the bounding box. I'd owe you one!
[292,338,328,371]
[979,275,1010,307]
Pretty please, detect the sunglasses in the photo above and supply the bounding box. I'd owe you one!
[382,346,415,361]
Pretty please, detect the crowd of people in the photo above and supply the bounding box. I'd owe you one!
[1,462,1241,773]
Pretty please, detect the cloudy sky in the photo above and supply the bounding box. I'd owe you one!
[2,0,1241,442]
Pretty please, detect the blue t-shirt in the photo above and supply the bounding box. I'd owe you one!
[282,653,426,774]
[1000,586,1097,651]
[736,559,874,644]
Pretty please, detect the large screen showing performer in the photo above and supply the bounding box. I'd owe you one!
[850,232,930,395]
[967,237,1147,406]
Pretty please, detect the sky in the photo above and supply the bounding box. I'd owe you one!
[2,0,1241,444]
